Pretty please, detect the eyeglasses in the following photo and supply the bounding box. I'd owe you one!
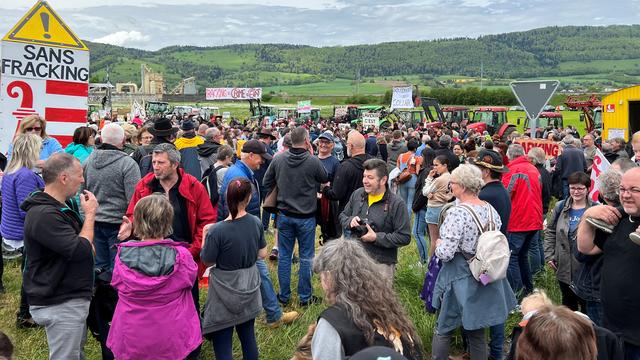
[619,187,640,195]
[24,126,42,132]
[569,186,587,192]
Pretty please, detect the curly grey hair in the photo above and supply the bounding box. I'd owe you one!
[313,239,422,358]
[450,164,484,195]
[597,170,621,206]
[507,143,525,160]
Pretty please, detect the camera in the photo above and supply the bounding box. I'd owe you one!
[351,218,370,238]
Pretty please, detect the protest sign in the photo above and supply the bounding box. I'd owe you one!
[205,87,262,100]
[390,86,413,110]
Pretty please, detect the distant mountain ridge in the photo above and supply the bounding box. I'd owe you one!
[86,25,640,89]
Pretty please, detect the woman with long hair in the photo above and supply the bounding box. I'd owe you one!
[1,134,45,328]
[201,178,266,360]
[107,194,201,359]
[312,239,423,359]
[422,155,453,256]
[64,126,96,163]
[6,115,62,163]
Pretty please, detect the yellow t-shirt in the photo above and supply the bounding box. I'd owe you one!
[368,192,385,207]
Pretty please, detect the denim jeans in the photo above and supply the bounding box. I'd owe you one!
[209,319,258,360]
[433,328,486,360]
[527,231,544,275]
[30,298,90,360]
[585,300,603,326]
[397,174,417,216]
[256,259,282,323]
[507,231,536,297]
[489,323,505,360]
[94,222,120,271]
[412,208,428,263]
[276,214,316,303]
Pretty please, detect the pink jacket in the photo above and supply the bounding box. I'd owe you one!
[107,240,201,360]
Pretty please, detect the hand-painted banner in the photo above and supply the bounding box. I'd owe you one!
[205,87,262,100]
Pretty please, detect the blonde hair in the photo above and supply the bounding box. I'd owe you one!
[6,134,42,174]
[133,194,174,240]
[521,289,553,314]
[18,115,48,138]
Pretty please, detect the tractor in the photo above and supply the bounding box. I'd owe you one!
[467,106,517,139]
[144,101,170,117]
[442,106,471,127]
[565,95,602,133]
[521,112,564,138]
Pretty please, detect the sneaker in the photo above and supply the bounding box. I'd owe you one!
[299,295,322,307]
[269,248,279,261]
[16,316,40,329]
[267,311,300,329]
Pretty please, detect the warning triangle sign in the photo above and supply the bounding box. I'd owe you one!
[2,1,89,51]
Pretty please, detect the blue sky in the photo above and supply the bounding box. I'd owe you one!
[1,0,638,50]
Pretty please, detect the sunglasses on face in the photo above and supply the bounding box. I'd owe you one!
[24,127,42,132]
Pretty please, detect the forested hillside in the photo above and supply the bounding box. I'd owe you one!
[86,25,640,90]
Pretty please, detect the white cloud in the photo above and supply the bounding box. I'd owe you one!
[93,30,150,46]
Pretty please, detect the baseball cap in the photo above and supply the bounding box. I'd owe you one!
[242,139,273,160]
[468,149,509,173]
[318,131,335,142]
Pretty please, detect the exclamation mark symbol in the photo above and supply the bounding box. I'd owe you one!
[40,12,51,39]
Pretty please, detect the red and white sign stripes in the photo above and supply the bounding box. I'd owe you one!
[589,148,611,203]
[44,79,88,146]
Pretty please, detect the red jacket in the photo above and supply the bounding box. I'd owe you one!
[502,156,543,232]
[126,168,216,261]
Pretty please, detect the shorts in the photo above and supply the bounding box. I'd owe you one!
[425,206,443,224]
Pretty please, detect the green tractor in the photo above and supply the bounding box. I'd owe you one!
[144,101,170,117]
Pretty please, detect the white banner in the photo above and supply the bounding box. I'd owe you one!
[589,148,611,203]
[205,87,262,100]
[390,86,413,110]
[362,113,379,128]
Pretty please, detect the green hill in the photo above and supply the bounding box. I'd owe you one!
[86,25,640,95]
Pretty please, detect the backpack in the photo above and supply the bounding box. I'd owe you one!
[138,146,153,176]
[459,204,510,285]
[201,164,224,208]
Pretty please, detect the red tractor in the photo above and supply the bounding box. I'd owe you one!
[467,106,517,139]
[521,112,564,138]
[442,106,470,126]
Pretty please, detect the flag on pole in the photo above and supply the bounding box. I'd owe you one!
[589,148,611,203]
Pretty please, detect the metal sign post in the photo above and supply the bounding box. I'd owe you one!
[509,80,559,139]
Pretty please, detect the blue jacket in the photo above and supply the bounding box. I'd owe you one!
[6,137,63,161]
[217,160,261,221]
[0,167,45,240]
[65,143,94,164]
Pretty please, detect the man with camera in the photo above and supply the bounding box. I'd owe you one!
[339,159,411,280]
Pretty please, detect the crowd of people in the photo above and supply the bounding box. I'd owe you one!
[0,111,639,360]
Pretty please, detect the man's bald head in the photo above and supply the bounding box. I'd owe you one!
[347,131,365,157]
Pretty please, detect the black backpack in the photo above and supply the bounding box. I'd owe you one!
[201,164,225,207]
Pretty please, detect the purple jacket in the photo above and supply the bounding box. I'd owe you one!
[107,240,201,360]
[0,167,44,241]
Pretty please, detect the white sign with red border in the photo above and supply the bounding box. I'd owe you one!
[0,1,89,155]
[205,87,262,100]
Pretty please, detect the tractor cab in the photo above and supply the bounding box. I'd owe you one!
[522,112,564,138]
[442,106,470,127]
[468,106,516,139]
[278,107,296,120]
[199,106,220,121]
[144,101,170,117]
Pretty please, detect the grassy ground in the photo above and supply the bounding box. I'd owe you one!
[0,224,561,359]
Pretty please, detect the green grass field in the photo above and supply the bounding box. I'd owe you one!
[1,224,562,359]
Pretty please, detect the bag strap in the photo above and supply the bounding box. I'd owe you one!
[459,202,496,233]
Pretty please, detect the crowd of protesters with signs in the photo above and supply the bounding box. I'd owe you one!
[0,110,639,360]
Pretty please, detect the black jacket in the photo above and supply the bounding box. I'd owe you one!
[339,188,411,264]
[21,191,94,306]
[322,153,373,213]
[536,164,552,215]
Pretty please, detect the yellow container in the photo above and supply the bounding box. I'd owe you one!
[602,85,640,141]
